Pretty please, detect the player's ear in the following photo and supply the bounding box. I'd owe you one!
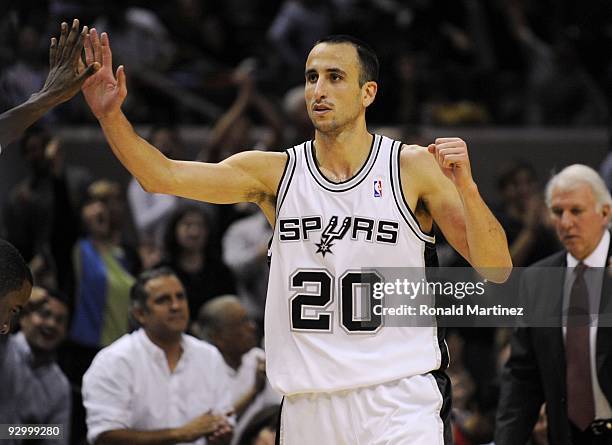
[601,203,610,220]
[362,81,377,108]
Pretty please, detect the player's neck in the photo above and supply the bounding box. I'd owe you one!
[313,125,373,182]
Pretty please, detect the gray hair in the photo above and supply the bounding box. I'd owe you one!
[545,164,612,211]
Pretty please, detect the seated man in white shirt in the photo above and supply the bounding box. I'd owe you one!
[195,295,281,445]
[82,267,234,445]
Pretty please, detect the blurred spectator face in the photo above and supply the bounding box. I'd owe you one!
[305,43,369,134]
[216,301,257,356]
[137,274,190,338]
[22,133,50,174]
[502,167,538,209]
[89,180,126,232]
[139,240,162,270]
[284,86,311,128]
[176,211,208,252]
[222,117,252,157]
[20,288,68,352]
[549,183,610,260]
[18,26,43,65]
[82,200,112,240]
[0,280,32,334]
[397,53,416,81]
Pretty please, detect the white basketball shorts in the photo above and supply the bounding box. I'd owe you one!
[277,372,452,445]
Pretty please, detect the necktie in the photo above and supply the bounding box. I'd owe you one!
[566,262,595,431]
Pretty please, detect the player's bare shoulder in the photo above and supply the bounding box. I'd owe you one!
[222,149,288,199]
[399,143,436,171]
[220,149,288,224]
[398,143,441,192]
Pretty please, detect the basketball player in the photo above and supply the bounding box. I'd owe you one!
[0,19,99,151]
[81,30,511,444]
[0,239,33,334]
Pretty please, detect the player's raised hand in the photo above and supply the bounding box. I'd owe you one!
[81,29,127,120]
[39,19,100,105]
[427,137,475,190]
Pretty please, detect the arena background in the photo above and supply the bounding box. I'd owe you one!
[1,1,610,206]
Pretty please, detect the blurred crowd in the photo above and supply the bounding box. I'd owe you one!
[1,1,612,445]
[2,123,587,445]
[1,0,611,128]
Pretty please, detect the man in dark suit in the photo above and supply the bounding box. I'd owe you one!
[496,164,612,444]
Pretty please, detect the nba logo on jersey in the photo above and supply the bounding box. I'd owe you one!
[374,179,383,197]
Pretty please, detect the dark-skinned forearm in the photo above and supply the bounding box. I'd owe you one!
[0,92,58,147]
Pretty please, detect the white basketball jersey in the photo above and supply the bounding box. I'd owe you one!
[265,134,447,395]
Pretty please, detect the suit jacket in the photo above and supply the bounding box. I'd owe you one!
[495,237,612,445]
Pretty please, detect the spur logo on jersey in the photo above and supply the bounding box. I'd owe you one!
[279,215,399,256]
[373,179,383,197]
[316,216,351,256]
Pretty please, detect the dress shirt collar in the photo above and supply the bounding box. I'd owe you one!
[135,328,190,366]
[566,230,610,269]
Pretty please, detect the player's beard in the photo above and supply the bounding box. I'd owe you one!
[311,106,361,136]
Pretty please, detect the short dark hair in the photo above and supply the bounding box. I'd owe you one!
[0,239,33,298]
[130,267,178,310]
[315,35,379,86]
[45,288,71,311]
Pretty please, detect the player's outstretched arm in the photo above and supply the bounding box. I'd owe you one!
[81,30,285,213]
[0,19,99,148]
[402,139,512,282]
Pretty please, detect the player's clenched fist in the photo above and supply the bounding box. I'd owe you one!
[427,137,474,190]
